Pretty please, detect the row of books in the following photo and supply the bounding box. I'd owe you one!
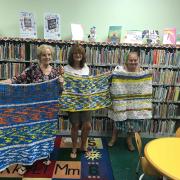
[147,120,175,135]
[153,86,180,101]
[153,103,180,118]
[153,69,180,85]
[59,116,175,135]
[33,45,180,66]
[0,43,25,60]
[1,43,180,67]
[0,63,25,79]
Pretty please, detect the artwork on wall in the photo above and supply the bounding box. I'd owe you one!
[19,11,37,38]
[44,13,61,40]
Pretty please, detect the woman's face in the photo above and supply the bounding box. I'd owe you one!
[126,52,139,72]
[73,52,83,63]
[39,48,52,65]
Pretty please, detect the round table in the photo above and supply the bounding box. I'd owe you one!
[144,137,180,180]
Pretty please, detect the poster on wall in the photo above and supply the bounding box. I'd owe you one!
[44,13,61,40]
[19,11,37,38]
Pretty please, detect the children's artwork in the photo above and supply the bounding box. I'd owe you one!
[142,30,160,45]
[44,13,61,40]
[108,26,122,44]
[88,26,96,42]
[19,11,37,38]
[163,28,176,45]
[176,32,180,45]
[71,24,84,41]
[124,30,142,44]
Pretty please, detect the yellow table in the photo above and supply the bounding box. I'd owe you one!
[144,137,180,180]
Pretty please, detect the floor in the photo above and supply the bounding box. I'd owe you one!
[108,137,158,180]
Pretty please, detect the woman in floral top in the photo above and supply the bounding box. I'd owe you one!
[0,44,64,175]
[2,44,64,85]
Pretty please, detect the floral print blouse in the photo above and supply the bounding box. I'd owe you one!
[12,64,61,84]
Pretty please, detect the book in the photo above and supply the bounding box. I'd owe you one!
[71,24,84,41]
[142,30,160,45]
[107,26,122,44]
[44,13,61,40]
[19,11,37,38]
[163,28,176,45]
[124,30,142,44]
[176,32,180,45]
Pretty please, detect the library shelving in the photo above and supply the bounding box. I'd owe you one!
[0,37,180,136]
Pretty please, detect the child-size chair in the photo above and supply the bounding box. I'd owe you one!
[135,132,161,180]
[176,127,180,137]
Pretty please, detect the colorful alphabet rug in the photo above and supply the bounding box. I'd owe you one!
[0,78,60,172]
[0,136,114,180]
[59,72,111,112]
[108,70,152,121]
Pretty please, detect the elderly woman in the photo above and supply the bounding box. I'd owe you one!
[0,44,64,174]
[108,50,151,151]
[1,44,64,84]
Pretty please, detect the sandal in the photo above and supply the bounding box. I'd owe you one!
[18,166,27,175]
[108,140,116,147]
[126,138,135,152]
[43,159,51,165]
[70,149,77,159]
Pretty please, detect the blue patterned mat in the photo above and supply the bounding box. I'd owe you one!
[0,78,60,171]
[59,73,112,112]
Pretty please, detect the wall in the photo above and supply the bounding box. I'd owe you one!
[0,0,179,42]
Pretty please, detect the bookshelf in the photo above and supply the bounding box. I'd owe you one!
[0,37,179,137]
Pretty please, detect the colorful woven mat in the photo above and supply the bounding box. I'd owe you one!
[108,70,152,121]
[59,73,112,112]
[0,136,114,180]
[0,78,60,171]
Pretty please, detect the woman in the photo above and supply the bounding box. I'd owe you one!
[64,44,91,159]
[0,44,64,174]
[108,50,148,151]
[2,44,64,85]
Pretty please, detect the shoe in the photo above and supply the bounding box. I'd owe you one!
[43,159,51,165]
[18,166,27,175]
[70,149,77,159]
[127,143,135,151]
[126,137,135,152]
[108,139,116,147]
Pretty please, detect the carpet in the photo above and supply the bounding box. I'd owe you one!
[0,136,114,180]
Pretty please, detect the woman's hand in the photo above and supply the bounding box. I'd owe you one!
[0,79,12,84]
[59,75,64,84]
[59,66,64,75]
[59,75,64,91]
